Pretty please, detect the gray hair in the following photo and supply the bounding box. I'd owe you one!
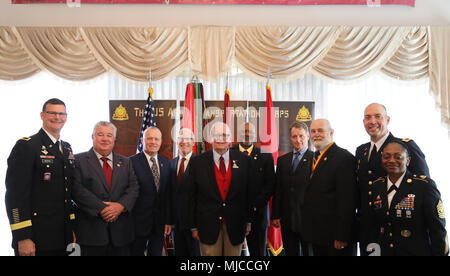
[93,121,117,137]
[289,121,309,135]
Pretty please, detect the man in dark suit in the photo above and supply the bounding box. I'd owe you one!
[72,121,139,256]
[130,126,172,256]
[302,119,357,256]
[232,122,274,256]
[169,128,200,256]
[356,103,430,255]
[5,98,75,256]
[271,121,313,256]
[190,122,252,256]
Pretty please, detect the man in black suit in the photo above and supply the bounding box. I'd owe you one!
[356,103,430,255]
[72,121,139,256]
[130,126,172,256]
[5,98,75,256]
[169,128,200,256]
[233,122,275,256]
[271,121,313,256]
[302,119,357,256]
[190,122,252,256]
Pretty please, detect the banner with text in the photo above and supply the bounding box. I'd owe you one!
[110,100,314,160]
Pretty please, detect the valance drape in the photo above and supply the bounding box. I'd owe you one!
[0,25,448,132]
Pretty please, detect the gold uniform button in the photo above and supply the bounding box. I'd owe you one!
[368,191,372,195]
[222,203,226,207]
[386,211,390,216]
[368,181,373,185]
[219,216,222,220]
[390,244,394,248]
[368,170,372,175]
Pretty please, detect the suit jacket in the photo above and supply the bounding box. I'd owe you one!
[272,150,314,233]
[369,171,447,256]
[5,129,75,251]
[72,148,139,247]
[301,143,357,246]
[356,132,430,249]
[169,154,195,230]
[130,152,171,238]
[231,145,275,229]
[189,150,252,246]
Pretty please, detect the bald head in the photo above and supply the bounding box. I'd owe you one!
[363,103,390,142]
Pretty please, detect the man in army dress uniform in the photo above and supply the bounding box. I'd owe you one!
[368,141,447,256]
[356,103,430,255]
[5,98,75,256]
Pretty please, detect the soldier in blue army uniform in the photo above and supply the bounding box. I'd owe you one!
[5,98,76,256]
[368,141,448,256]
[356,103,430,255]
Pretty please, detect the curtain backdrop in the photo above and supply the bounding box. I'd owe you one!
[0,25,448,132]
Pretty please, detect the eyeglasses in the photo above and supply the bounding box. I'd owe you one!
[45,111,67,117]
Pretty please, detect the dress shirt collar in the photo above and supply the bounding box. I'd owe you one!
[213,149,230,171]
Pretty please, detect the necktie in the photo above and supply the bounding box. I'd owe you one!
[150,157,160,192]
[219,156,226,177]
[368,145,377,163]
[177,157,186,184]
[292,151,301,173]
[55,141,62,153]
[101,157,112,189]
[387,184,398,195]
[313,151,320,166]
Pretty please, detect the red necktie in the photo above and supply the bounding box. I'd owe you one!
[219,156,226,177]
[177,157,186,184]
[101,157,112,189]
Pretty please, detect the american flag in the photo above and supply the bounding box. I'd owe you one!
[137,87,156,153]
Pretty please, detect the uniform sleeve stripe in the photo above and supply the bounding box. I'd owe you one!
[10,220,32,231]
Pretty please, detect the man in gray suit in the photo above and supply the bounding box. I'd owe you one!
[72,121,139,256]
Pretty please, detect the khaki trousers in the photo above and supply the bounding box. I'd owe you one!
[199,223,242,256]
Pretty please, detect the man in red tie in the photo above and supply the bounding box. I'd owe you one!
[189,122,253,256]
[169,128,200,256]
[72,121,139,256]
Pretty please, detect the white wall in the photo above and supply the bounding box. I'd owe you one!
[0,0,449,27]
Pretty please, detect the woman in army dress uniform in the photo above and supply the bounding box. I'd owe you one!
[369,141,448,256]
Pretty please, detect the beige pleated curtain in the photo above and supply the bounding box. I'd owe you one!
[0,25,448,131]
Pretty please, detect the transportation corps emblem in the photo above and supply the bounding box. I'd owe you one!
[112,104,129,121]
[296,105,312,122]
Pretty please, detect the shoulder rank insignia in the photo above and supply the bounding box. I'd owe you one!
[437,200,445,219]
[402,138,411,143]
[20,137,31,141]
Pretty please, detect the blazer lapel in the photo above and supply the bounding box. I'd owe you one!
[87,149,110,193]
[110,153,125,195]
[293,150,312,175]
[206,151,222,201]
[310,144,335,179]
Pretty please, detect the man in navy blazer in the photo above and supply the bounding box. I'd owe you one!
[72,121,139,256]
[169,128,200,256]
[130,126,172,256]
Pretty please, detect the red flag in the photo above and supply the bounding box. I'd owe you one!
[260,85,279,165]
[181,82,205,154]
[261,84,283,255]
[223,87,231,127]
